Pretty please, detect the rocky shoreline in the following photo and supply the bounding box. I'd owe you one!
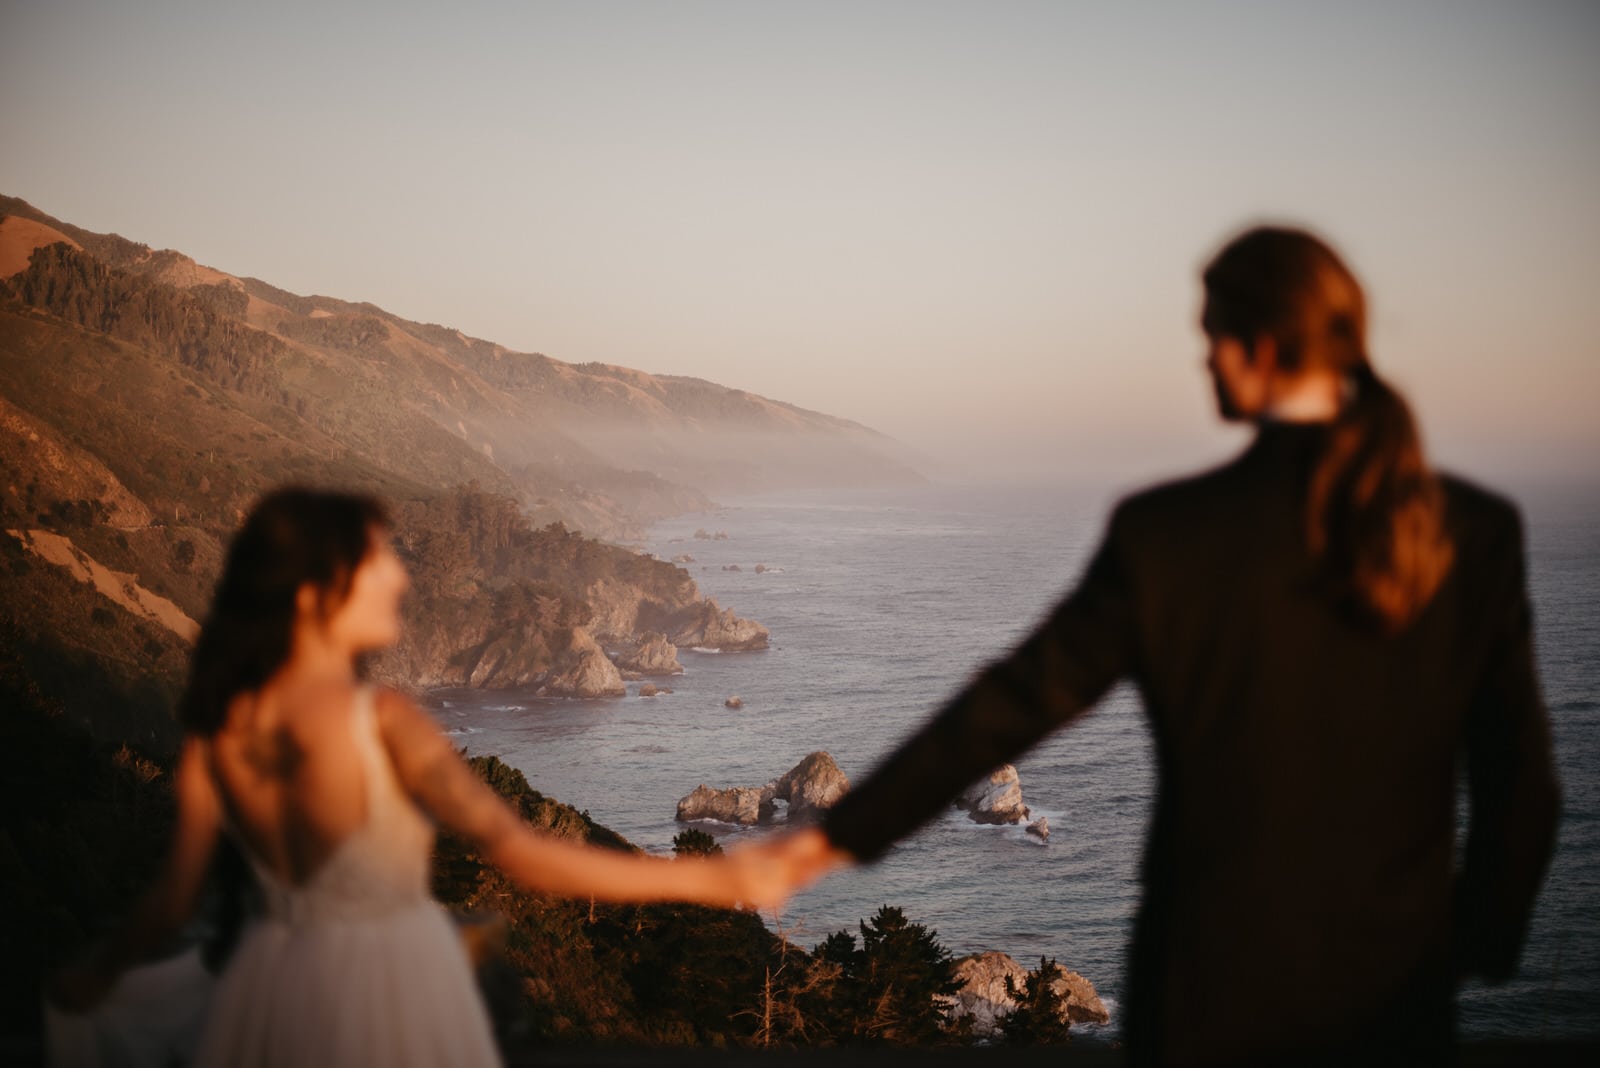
[370,494,772,699]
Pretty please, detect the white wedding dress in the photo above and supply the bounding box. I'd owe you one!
[193,686,501,1068]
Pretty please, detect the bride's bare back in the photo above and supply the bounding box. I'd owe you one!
[209,680,374,889]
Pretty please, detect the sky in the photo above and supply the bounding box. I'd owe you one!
[3,0,1597,487]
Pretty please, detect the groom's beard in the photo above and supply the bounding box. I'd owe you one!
[1210,371,1245,421]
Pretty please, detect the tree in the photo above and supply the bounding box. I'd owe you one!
[1000,956,1074,1046]
[671,828,722,857]
[811,905,960,1045]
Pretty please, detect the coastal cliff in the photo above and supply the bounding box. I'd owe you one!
[0,195,822,737]
[380,488,765,698]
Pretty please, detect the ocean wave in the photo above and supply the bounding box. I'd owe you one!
[1086,996,1117,1026]
[443,726,483,736]
[687,646,723,654]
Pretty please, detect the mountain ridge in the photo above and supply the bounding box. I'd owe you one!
[0,193,919,509]
[2,193,938,746]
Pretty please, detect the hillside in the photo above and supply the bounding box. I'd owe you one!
[0,197,1072,1058]
[2,193,936,746]
[0,195,920,519]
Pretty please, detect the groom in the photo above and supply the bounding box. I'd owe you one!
[750,227,1559,1064]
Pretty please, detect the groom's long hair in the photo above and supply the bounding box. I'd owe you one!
[1203,227,1454,633]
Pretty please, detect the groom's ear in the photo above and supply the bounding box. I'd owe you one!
[1246,333,1279,372]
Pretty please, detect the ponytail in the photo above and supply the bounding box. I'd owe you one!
[1204,226,1453,633]
[1306,365,1453,633]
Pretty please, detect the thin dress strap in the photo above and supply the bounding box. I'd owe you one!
[350,684,387,829]
[203,737,237,834]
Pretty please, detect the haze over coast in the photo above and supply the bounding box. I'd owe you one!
[3,2,1596,491]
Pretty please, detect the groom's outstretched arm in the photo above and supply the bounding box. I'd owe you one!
[823,504,1142,862]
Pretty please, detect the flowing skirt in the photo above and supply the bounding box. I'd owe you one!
[194,902,500,1068]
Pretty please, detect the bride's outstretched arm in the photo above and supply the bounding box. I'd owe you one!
[50,737,222,1010]
[376,689,784,909]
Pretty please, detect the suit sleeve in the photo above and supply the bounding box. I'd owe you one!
[823,504,1142,862]
[1453,506,1560,982]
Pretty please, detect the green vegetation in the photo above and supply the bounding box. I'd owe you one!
[671,829,723,857]
[1001,957,1075,1046]
[804,906,964,1045]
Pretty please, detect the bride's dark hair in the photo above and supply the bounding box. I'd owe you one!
[180,488,388,736]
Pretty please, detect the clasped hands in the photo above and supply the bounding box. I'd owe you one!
[723,826,853,913]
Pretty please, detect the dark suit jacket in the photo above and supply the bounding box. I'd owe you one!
[822,424,1560,1064]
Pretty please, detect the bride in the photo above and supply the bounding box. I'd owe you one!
[50,488,781,1066]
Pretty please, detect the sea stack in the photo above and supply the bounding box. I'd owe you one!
[956,764,1030,824]
[676,752,850,826]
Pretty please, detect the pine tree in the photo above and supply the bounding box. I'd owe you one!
[811,905,960,1045]
[1000,956,1074,1046]
[671,828,722,857]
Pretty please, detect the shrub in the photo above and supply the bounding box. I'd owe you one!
[672,828,723,857]
[1000,956,1074,1046]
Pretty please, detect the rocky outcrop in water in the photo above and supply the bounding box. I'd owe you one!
[956,764,1030,824]
[585,576,769,653]
[684,601,769,650]
[613,631,683,676]
[940,951,1109,1037]
[676,784,767,825]
[540,630,626,697]
[941,952,1020,1038]
[1051,967,1108,1025]
[675,751,850,826]
[1026,816,1050,840]
[765,751,851,822]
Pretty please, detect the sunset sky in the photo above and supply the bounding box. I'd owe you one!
[3,1,1596,486]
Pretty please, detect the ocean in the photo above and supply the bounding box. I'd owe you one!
[428,477,1600,1043]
